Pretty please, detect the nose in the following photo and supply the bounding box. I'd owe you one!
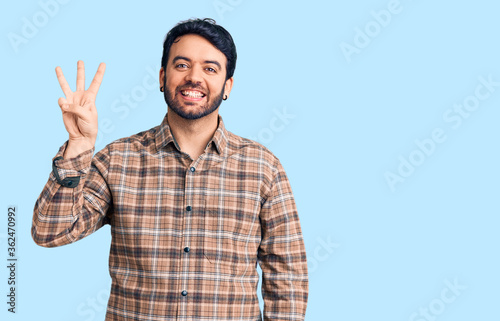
[185,64,203,84]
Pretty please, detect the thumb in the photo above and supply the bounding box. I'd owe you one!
[58,97,69,109]
[60,102,86,119]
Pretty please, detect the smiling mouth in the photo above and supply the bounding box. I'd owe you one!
[180,90,206,98]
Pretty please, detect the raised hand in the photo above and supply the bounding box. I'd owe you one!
[56,60,106,158]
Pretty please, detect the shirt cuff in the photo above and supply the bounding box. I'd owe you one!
[51,141,95,183]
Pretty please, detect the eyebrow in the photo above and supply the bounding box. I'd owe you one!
[172,55,222,70]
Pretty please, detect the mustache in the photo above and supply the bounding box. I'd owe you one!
[177,82,207,93]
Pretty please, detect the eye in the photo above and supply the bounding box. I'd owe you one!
[175,63,188,68]
[206,67,216,73]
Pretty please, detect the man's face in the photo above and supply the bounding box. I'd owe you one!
[160,34,233,120]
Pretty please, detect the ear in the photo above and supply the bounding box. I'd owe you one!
[159,67,165,88]
[223,77,234,98]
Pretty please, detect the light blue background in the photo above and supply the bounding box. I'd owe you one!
[1,0,499,320]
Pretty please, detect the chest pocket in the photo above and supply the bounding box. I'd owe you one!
[203,197,260,273]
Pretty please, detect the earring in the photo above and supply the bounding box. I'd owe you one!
[223,95,228,101]
[160,86,164,92]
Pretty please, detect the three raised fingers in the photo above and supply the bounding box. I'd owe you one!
[55,61,106,97]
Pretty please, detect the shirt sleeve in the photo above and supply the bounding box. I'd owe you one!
[258,159,309,321]
[32,141,112,247]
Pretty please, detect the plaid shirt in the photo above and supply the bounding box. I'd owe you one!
[32,114,308,321]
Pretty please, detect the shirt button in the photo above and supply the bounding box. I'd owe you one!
[186,206,192,211]
[184,247,190,253]
[190,167,195,172]
[181,290,188,296]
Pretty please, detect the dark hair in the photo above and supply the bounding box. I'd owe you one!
[161,18,237,80]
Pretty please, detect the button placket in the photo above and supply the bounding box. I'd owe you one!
[179,163,196,307]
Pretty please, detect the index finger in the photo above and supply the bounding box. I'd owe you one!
[55,66,72,97]
[87,62,106,96]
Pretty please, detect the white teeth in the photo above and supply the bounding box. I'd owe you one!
[181,90,204,98]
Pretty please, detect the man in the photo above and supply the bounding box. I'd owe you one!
[32,18,308,320]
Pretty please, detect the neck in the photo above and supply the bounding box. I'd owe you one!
[166,109,219,159]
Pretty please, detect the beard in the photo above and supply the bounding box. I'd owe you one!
[163,81,225,120]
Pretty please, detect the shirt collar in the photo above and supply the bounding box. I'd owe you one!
[155,113,228,155]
